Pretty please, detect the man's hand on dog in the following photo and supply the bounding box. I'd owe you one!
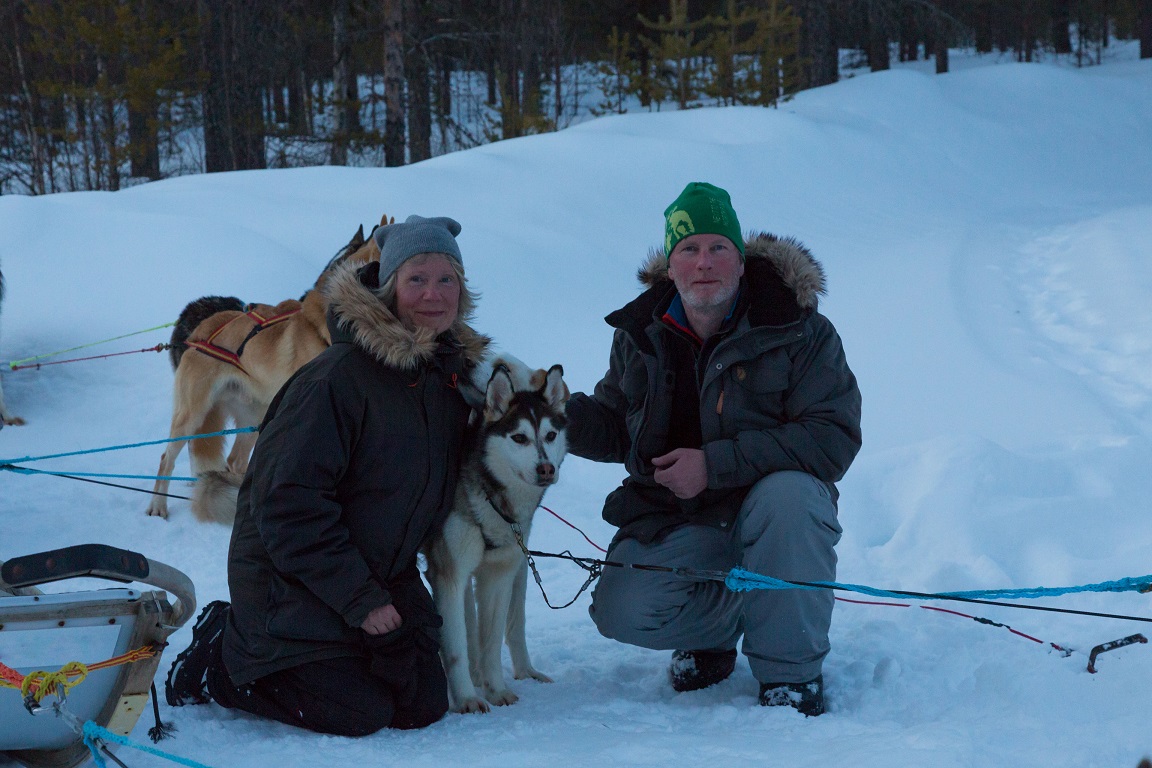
[652,448,708,499]
[361,603,402,635]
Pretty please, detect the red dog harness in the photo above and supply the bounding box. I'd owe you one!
[185,306,301,374]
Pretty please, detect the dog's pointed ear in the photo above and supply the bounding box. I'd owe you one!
[540,364,568,409]
[528,368,546,391]
[486,366,515,422]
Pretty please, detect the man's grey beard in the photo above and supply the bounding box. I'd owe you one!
[681,284,739,317]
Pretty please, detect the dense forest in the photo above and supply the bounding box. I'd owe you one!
[1,0,1149,194]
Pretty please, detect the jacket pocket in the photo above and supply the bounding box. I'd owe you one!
[729,359,790,394]
[719,359,789,430]
[620,364,649,416]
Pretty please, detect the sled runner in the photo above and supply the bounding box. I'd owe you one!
[0,544,195,768]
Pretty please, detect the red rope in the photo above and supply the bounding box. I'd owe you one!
[835,596,911,608]
[10,344,168,371]
[541,505,608,553]
[0,660,24,688]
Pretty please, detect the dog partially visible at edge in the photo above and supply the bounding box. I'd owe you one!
[148,218,389,522]
[425,356,569,713]
[0,267,26,429]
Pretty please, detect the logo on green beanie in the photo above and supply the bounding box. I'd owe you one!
[663,181,745,257]
[665,210,695,253]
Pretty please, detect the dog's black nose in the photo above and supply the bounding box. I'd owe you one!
[536,463,556,484]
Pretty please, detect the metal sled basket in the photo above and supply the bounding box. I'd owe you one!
[0,545,195,768]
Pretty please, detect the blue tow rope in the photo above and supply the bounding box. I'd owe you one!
[725,567,1152,601]
[1,466,196,482]
[0,427,258,483]
[722,567,1152,622]
[0,427,257,466]
[525,550,1152,624]
[83,721,215,768]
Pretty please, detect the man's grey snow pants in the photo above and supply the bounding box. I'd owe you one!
[588,470,842,684]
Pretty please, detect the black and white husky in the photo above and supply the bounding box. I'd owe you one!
[425,357,569,713]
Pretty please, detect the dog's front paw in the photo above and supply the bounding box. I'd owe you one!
[484,688,519,707]
[3,417,25,426]
[146,503,169,519]
[514,668,553,684]
[454,697,491,714]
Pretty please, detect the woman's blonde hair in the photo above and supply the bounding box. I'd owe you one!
[375,252,479,332]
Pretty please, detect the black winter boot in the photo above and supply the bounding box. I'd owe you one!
[668,648,737,692]
[165,600,230,706]
[758,674,824,716]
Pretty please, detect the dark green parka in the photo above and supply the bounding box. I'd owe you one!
[222,260,489,685]
[567,233,862,544]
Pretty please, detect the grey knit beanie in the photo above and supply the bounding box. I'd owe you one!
[373,214,464,283]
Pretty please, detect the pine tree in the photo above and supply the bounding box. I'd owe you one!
[18,0,192,189]
[755,0,803,106]
[638,0,711,109]
[595,26,640,114]
[704,0,760,105]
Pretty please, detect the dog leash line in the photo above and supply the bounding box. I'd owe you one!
[4,322,176,370]
[0,465,193,500]
[0,427,258,465]
[8,344,171,372]
[2,465,196,481]
[523,549,1152,624]
[531,507,1139,661]
[511,523,601,610]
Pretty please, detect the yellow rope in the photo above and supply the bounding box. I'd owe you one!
[19,662,89,703]
[0,645,156,702]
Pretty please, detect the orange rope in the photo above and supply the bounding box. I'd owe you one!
[0,660,24,688]
[0,645,156,701]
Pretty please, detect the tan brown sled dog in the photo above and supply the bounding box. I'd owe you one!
[147,217,390,522]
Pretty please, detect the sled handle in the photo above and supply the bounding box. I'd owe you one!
[0,544,197,628]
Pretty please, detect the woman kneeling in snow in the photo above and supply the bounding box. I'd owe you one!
[165,215,489,735]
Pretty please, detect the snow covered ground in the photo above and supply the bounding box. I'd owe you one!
[2,49,1152,767]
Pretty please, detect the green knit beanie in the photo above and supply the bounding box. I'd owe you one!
[663,182,745,258]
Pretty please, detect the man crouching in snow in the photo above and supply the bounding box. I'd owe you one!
[566,182,861,716]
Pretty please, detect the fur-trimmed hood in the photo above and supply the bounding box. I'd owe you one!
[608,232,827,336]
[322,259,490,371]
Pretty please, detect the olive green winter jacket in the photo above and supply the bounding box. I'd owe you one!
[567,233,862,544]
